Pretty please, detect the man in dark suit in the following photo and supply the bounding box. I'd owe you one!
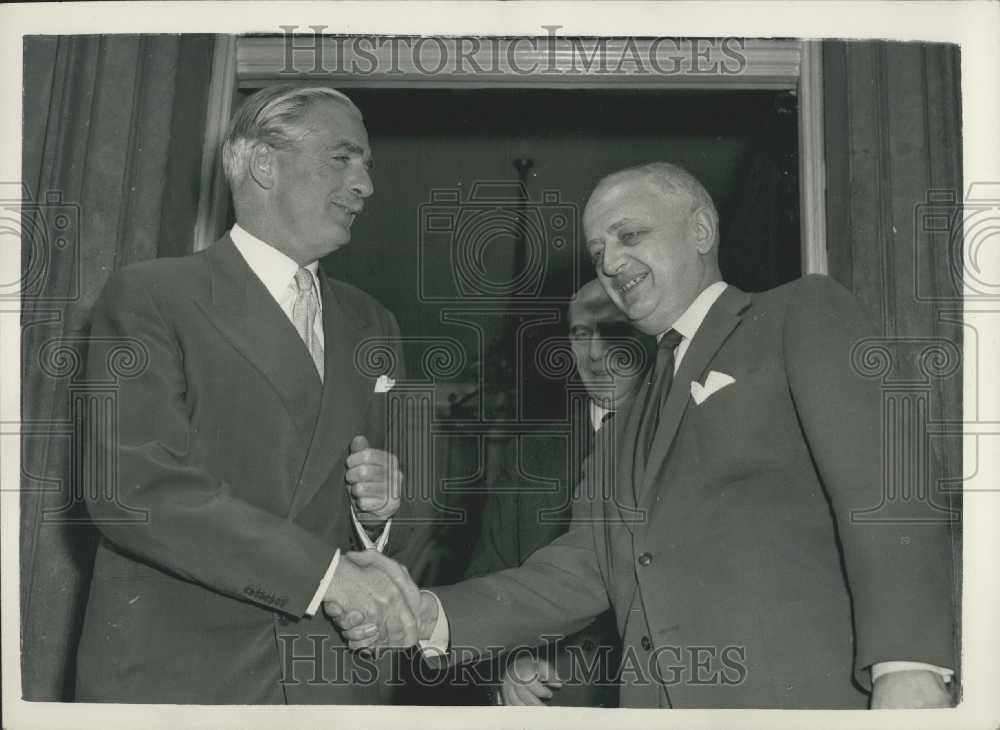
[75,85,421,703]
[337,162,956,709]
[463,279,649,706]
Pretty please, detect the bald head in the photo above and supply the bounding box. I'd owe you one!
[588,162,719,250]
[583,163,723,336]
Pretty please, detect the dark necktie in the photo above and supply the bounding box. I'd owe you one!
[637,329,684,466]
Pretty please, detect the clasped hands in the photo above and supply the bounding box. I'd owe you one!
[323,550,437,651]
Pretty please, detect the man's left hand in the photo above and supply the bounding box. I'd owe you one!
[870,669,952,709]
[346,435,402,528]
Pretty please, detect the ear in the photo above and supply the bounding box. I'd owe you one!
[248,142,276,191]
[690,207,717,254]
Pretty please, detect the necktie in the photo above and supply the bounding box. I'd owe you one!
[292,268,324,381]
[636,329,684,466]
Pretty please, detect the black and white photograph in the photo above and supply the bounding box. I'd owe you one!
[3,2,998,729]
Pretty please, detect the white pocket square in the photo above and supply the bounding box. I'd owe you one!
[690,370,735,405]
[374,375,396,393]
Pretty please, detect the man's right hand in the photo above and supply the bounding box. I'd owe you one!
[328,555,440,652]
[322,549,421,648]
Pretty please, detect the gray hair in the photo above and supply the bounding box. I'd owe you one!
[221,85,361,189]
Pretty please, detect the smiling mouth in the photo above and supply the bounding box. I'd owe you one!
[333,202,361,224]
[615,272,648,297]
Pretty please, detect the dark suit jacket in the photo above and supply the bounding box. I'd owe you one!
[435,276,956,708]
[466,423,593,578]
[462,422,620,707]
[75,235,407,703]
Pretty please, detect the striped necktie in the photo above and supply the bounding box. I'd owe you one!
[292,267,324,381]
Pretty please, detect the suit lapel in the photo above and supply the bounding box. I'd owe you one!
[289,275,373,516]
[637,287,751,510]
[198,237,321,440]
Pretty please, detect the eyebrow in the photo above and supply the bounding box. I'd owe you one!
[608,217,640,232]
[325,140,371,158]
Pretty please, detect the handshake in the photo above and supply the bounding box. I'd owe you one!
[322,550,439,651]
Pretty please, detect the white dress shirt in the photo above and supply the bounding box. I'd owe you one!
[589,399,613,433]
[425,279,951,685]
[230,225,390,617]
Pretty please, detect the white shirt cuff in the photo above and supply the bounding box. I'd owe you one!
[417,590,449,658]
[871,661,954,683]
[304,549,341,617]
[351,505,391,551]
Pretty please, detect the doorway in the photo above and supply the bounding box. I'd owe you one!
[326,87,800,422]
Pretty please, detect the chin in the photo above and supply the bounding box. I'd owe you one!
[324,231,351,251]
[624,300,656,325]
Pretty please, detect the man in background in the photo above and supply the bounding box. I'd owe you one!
[464,279,651,706]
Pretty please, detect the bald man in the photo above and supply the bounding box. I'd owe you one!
[337,163,956,710]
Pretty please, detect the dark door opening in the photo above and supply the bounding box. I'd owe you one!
[324,87,801,417]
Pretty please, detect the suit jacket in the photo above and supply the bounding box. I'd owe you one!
[435,275,956,708]
[75,235,408,703]
[466,419,594,579]
[462,421,620,707]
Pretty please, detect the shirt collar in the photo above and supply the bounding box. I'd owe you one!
[589,399,613,433]
[230,224,320,303]
[659,280,728,343]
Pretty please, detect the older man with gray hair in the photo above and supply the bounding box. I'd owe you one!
[75,84,421,703]
[336,161,956,710]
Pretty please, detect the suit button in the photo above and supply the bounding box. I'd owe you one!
[277,615,290,626]
[641,635,653,651]
[638,552,653,567]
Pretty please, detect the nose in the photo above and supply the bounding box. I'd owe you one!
[600,240,626,277]
[349,165,374,199]
[589,335,607,362]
